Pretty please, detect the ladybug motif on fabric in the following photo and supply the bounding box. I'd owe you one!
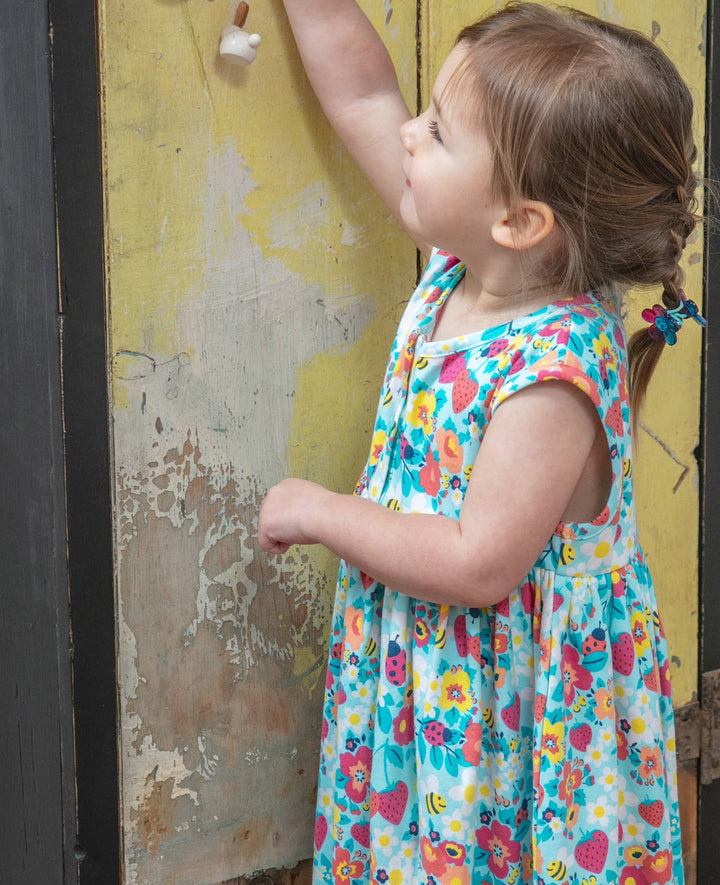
[582,627,608,656]
[385,635,407,686]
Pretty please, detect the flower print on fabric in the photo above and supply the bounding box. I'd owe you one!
[313,249,684,884]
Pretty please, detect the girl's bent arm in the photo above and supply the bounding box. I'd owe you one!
[259,382,604,607]
[281,0,415,235]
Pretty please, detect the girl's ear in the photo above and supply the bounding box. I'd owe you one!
[491,200,555,251]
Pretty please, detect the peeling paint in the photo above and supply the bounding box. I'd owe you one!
[116,429,330,881]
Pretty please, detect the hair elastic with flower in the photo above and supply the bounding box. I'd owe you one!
[641,292,707,346]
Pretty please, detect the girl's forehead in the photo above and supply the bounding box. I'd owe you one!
[432,44,484,133]
[433,44,470,97]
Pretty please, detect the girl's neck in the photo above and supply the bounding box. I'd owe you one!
[432,265,570,341]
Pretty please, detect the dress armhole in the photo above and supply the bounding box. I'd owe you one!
[489,359,624,535]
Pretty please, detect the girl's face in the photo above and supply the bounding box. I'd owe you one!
[399,44,505,259]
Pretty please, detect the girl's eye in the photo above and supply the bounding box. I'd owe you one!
[428,120,443,144]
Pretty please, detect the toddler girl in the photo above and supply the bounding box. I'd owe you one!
[259,2,704,882]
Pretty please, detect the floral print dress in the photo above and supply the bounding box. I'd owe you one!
[312,249,683,885]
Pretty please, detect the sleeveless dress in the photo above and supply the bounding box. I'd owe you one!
[312,249,683,885]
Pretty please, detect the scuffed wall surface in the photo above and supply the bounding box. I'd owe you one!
[98,1,416,882]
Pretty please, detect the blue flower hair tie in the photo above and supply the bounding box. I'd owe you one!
[641,291,707,345]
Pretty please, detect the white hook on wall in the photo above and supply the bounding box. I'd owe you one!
[219,2,261,65]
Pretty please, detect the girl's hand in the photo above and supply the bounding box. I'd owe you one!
[258,478,331,554]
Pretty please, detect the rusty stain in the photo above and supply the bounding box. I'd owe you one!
[134,771,174,857]
[220,858,313,885]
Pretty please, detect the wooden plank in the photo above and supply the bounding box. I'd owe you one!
[221,858,312,884]
[700,0,720,878]
[0,1,76,882]
[97,1,417,881]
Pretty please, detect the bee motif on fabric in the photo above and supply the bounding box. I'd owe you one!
[425,792,447,815]
[365,637,378,659]
[547,860,568,882]
[559,543,576,566]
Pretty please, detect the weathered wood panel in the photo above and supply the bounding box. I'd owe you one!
[98,1,416,882]
[699,0,720,875]
[100,0,706,881]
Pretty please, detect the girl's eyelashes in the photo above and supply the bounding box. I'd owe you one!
[428,119,443,144]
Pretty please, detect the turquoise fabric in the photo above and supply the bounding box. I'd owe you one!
[312,249,683,885]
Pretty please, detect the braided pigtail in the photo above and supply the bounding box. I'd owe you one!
[627,162,704,415]
[627,277,680,417]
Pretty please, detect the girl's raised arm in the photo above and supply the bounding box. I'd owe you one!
[282,0,414,233]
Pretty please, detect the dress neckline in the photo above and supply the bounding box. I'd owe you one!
[419,258,596,356]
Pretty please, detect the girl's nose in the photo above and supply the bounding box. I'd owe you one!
[400,117,416,153]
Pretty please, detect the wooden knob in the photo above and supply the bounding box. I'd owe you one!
[234,1,249,29]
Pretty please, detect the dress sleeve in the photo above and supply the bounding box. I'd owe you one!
[489,347,603,418]
[486,306,628,437]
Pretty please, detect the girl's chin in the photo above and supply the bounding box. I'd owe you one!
[399,199,420,235]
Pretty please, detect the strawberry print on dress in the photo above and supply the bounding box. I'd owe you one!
[313,249,683,885]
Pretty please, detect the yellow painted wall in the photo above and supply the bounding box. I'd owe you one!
[99,0,705,882]
[99,1,415,881]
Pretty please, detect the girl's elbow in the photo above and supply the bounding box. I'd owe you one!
[452,559,516,609]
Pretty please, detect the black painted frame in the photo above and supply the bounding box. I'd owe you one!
[49,0,121,881]
[699,0,720,879]
[0,2,77,881]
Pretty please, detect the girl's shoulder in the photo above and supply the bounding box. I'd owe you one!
[532,290,626,363]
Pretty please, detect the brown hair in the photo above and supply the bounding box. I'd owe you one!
[453,2,700,414]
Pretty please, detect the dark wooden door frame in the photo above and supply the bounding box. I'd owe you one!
[0,1,77,881]
[700,0,720,879]
[50,0,121,881]
[1,0,120,882]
